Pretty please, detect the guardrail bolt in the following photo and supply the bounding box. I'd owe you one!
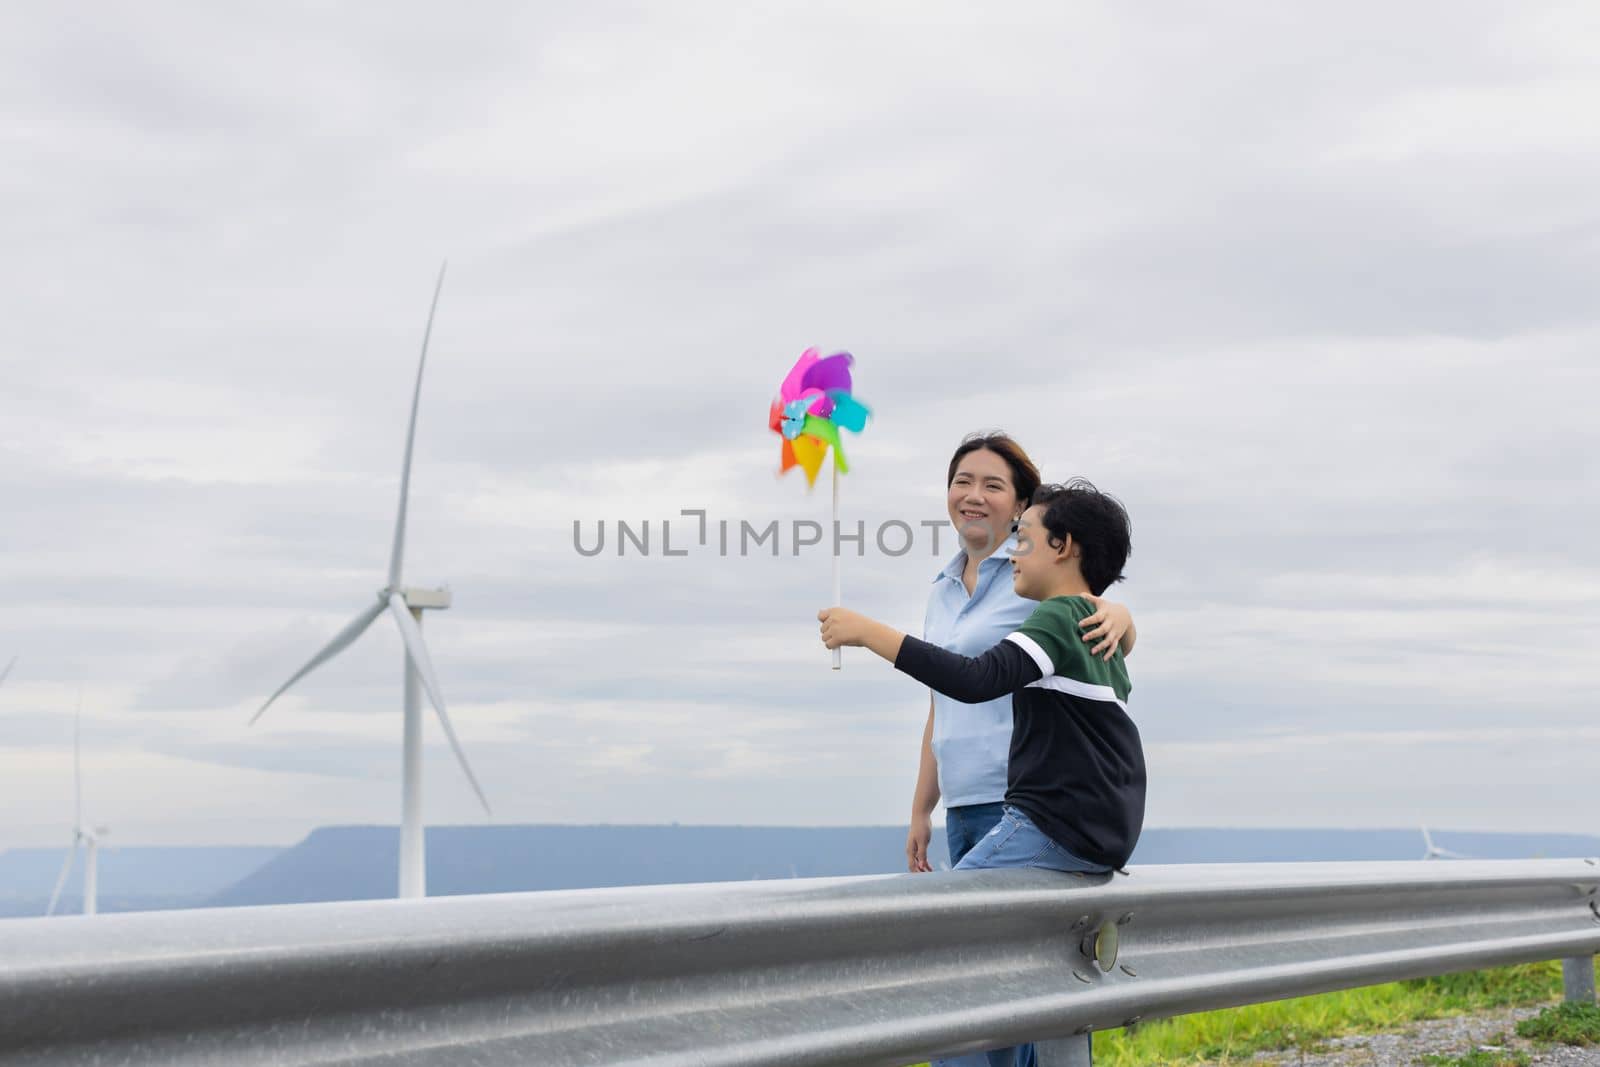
[1093,920,1120,971]
[1117,912,1134,925]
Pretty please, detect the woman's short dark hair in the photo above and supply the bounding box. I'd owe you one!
[946,431,1041,504]
[1030,478,1133,595]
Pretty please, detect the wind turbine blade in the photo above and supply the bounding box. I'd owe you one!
[387,261,448,590]
[250,600,386,725]
[386,593,492,816]
[45,840,78,917]
[0,655,15,687]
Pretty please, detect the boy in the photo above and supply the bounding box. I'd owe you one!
[818,477,1143,876]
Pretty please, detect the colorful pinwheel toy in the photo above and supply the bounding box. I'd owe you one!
[767,348,871,487]
[768,348,871,670]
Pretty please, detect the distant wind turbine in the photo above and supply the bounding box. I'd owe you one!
[1420,826,1469,861]
[46,696,108,916]
[251,263,490,900]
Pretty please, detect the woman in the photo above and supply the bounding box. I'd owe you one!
[907,432,1136,873]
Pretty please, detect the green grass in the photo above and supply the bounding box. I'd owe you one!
[1419,1047,1529,1067]
[1516,1000,1600,1046]
[1093,961,1579,1064]
[900,959,1596,1066]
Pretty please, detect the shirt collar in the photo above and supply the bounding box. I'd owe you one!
[932,533,1020,584]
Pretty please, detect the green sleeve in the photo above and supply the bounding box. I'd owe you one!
[1013,599,1089,680]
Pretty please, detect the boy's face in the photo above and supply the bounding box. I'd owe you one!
[1009,504,1067,600]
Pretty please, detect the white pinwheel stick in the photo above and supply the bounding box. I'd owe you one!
[831,461,842,671]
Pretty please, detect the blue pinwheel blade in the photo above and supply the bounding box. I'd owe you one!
[827,391,871,433]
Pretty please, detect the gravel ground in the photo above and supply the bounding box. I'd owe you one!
[1252,1005,1600,1066]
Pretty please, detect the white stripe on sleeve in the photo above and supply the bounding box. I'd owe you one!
[1025,674,1129,712]
[1005,632,1053,679]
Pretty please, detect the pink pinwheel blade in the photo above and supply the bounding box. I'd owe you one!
[778,348,820,401]
[790,388,831,417]
[805,391,834,418]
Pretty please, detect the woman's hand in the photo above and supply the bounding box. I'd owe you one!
[906,812,934,873]
[1079,595,1134,660]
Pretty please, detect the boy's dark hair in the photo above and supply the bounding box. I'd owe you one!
[1030,478,1132,595]
[946,431,1041,505]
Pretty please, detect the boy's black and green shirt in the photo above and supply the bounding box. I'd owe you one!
[894,595,1145,869]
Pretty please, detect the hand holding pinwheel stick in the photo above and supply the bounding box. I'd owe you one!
[769,348,871,669]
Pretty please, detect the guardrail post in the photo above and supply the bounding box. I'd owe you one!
[1036,1034,1092,1066]
[1563,956,1596,1004]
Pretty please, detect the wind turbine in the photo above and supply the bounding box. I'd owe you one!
[251,263,491,899]
[46,696,108,916]
[1420,826,1469,861]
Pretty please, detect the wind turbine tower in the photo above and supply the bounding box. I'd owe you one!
[46,697,109,916]
[252,264,491,899]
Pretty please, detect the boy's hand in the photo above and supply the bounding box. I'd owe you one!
[818,608,907,663]
[818,607,870,649]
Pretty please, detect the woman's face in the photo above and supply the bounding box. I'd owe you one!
[946,448,1022,555]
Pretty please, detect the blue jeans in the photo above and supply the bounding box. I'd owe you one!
[933,806,1110,1067]
[944,802,1006,867]
[955,804,1109,876]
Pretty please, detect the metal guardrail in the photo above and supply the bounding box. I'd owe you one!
[1,860,1597,1065]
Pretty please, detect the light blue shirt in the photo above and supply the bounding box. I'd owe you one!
[922,534,1033,808]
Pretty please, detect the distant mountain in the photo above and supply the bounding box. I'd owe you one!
[207,824,1600,910]
[0,846,282,918]
[209,825,941,907]
[7,826,1596,918]
[1132,828,1600,864]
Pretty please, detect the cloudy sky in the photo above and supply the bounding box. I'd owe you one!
[1,3,1596,847]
